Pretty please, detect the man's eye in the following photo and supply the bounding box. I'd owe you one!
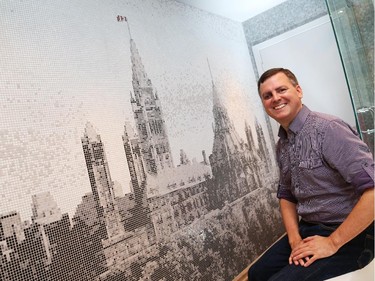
[279,88,287,93]
[263,94,271,100]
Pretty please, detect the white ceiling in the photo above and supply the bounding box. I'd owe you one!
[176,0,287,22]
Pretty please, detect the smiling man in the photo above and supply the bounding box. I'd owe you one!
[248,68,374,281]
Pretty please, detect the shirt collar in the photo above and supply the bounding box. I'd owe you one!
[278,105,311,139]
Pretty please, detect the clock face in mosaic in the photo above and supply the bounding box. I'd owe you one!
[0,0,283,280]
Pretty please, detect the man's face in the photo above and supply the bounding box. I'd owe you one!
[259,72,303,129]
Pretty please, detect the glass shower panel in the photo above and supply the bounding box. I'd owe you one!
[325,0,374,155]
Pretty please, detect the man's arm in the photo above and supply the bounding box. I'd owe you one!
[279,199,308,265]
[290,188,374,267]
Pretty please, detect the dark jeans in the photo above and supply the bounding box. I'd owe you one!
[248,220,374,281]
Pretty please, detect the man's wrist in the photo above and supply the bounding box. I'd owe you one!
[328,233,341,251]
[288,235,302,248]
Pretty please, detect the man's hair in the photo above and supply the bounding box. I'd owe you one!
[257,68,299,94]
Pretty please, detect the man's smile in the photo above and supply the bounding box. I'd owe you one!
[274,103,287,110]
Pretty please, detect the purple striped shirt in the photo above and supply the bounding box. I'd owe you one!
[276,106,374,224]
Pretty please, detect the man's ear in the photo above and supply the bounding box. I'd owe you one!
[296,85,303,99]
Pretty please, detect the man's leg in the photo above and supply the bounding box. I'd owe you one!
[268,222,374,281]
[268,246,369,281]
[248,234,291,281]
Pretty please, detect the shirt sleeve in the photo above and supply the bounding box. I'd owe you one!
[322,119,374,193]
[277,183,298,203]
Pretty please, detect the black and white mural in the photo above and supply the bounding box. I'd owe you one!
[1,0,284,280]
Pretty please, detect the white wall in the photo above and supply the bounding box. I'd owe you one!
[253,16,356,140]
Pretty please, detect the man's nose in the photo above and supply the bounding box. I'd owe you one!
[272,92,281,102]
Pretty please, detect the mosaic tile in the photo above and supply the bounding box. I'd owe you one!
[0,0,283,280]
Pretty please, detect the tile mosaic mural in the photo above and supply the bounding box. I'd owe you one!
[1,0,284,280]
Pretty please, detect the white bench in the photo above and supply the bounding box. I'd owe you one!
[326,260,374,280]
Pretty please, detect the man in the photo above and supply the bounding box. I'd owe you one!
[248,68,374,281]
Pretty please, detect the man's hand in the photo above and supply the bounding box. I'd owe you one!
[289,239,310,266]
[290,235,338,267]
